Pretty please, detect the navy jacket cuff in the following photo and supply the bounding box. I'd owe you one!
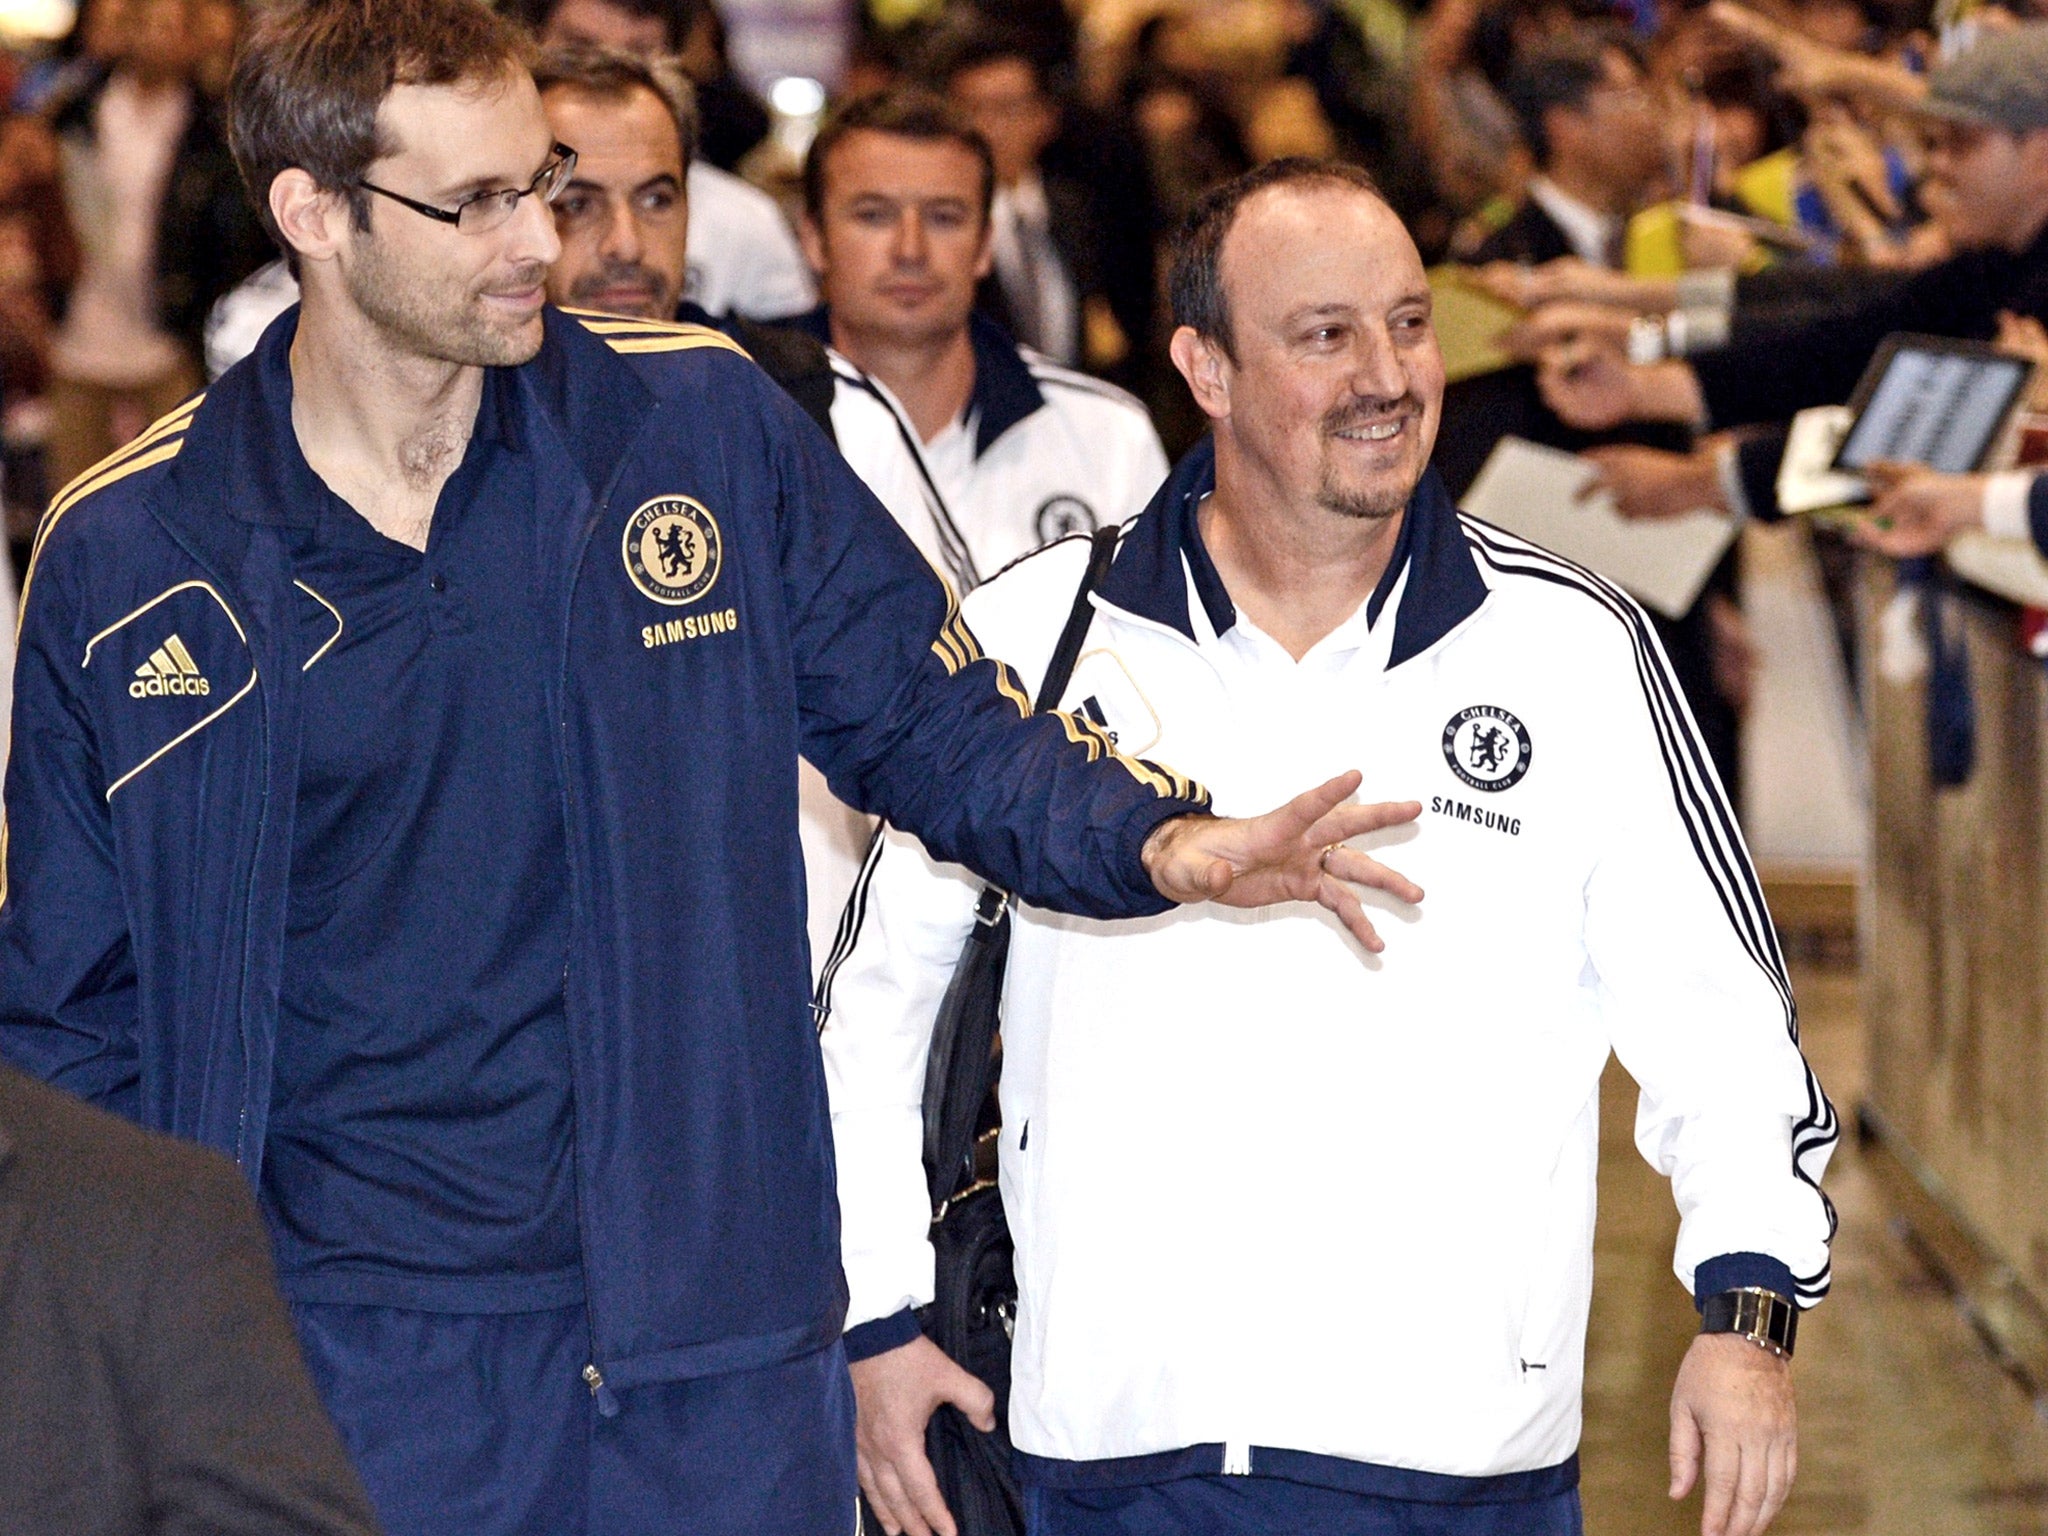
[1116,798,1209,917]
[844,1307,923,1363]
[2027,472,2048,561]
[1694,1252,1799,1312]
[1735,432,1787,523]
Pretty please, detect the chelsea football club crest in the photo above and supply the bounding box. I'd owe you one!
[623,495,722,605]
[1442,705,1532,792]
[1034,494,1098,543]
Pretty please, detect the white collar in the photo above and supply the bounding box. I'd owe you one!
[1527,177,1621,267]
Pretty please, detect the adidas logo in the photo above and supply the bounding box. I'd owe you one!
[129,634,211,699]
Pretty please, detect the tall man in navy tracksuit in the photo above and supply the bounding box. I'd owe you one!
[0,0,1424,1531]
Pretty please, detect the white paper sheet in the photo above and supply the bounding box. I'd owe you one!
[1944,528,2048,610]
[1775,405,1867,515]
[1458,437,1740,619]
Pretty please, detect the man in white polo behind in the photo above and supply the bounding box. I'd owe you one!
[793,89,1169,982]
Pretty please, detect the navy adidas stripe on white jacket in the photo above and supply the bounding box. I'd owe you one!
[821,442,1836,1493]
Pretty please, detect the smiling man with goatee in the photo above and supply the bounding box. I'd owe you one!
[826,158,1836,1536]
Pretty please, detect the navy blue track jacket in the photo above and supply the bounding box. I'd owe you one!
[0,307,1205,1390]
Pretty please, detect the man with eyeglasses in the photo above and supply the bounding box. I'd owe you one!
[0,0,1425,1531]
[203,2,812,378]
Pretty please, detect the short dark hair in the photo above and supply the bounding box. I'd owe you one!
[919,15,1052,94]
[534,43,700,168]
[529,0,702,55]
[801,88,995,225]
[1167,157,1384,362]
[229,0,537,260]
[1503,33,1638,168]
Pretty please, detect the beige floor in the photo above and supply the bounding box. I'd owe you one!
[1579,959,2048,1534]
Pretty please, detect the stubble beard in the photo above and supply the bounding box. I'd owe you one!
[1315,396,1423,521]
[344,237,549,368]
[565,259,677,321]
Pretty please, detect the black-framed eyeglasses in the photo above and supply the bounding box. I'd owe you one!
[358,143,579,235]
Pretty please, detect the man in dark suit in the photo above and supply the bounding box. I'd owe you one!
[927,19,1156,380]
[1469,33,1664,267]
[1451,35,1744,799]
[0,1063,379,1536]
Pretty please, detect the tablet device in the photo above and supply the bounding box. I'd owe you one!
[1832,333,2032,475]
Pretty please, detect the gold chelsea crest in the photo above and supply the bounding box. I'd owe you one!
[623,495,722,605]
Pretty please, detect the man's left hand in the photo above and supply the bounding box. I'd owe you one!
[1669,1332,1797,1536]
[1141,772,1424,953]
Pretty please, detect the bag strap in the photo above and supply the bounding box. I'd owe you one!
[926,525,1122,1206]
[1033,524,1121,713]
[966,523,1120,928]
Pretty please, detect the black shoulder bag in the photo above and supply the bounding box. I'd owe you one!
[910,525,1120,1536]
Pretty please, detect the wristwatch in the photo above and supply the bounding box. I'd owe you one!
[1626,314,1668,366]
[1700,1287,1797,1359]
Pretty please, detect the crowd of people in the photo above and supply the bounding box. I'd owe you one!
[0,0,2043,1530]
[0,0,2040,787]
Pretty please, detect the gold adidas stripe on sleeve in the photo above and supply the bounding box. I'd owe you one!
[942,612,983,666]
[37,399,200,553]
[604,334,753,358]
[563,309,753,361]
[928,582,968,675]
[18,406,198,636]
[989,660,1031,716]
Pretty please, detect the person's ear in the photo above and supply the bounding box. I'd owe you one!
[270,168,354,268]
[972,213,995,282]
[1540,104,1582,166]
[2019,126,2048,190]
[1169,324,1231,420]
[796,211,827,280]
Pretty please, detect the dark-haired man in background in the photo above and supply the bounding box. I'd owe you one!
[533,0,812,317]
[925,17,1156,380]
[533,45,837,429]
[1469,33,1663,267]
[791,88,1169,978]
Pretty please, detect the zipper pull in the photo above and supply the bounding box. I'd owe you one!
[583,1362,620,1418]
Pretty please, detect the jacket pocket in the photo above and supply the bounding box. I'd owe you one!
[1513,1105,1600,1380]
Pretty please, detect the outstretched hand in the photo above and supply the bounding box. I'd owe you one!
[1141,771,1425,952]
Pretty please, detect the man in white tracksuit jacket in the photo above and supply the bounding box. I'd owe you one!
[792,90,1169,980]
[821,160,1836,1536]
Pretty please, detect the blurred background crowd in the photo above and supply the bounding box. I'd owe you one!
[0,0,2039,797]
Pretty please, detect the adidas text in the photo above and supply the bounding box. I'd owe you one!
[131,634,211,698]
[129,674,211,699]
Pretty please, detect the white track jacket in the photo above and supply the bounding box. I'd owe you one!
[799,319,1167,978]
[820,444,1837,1494]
